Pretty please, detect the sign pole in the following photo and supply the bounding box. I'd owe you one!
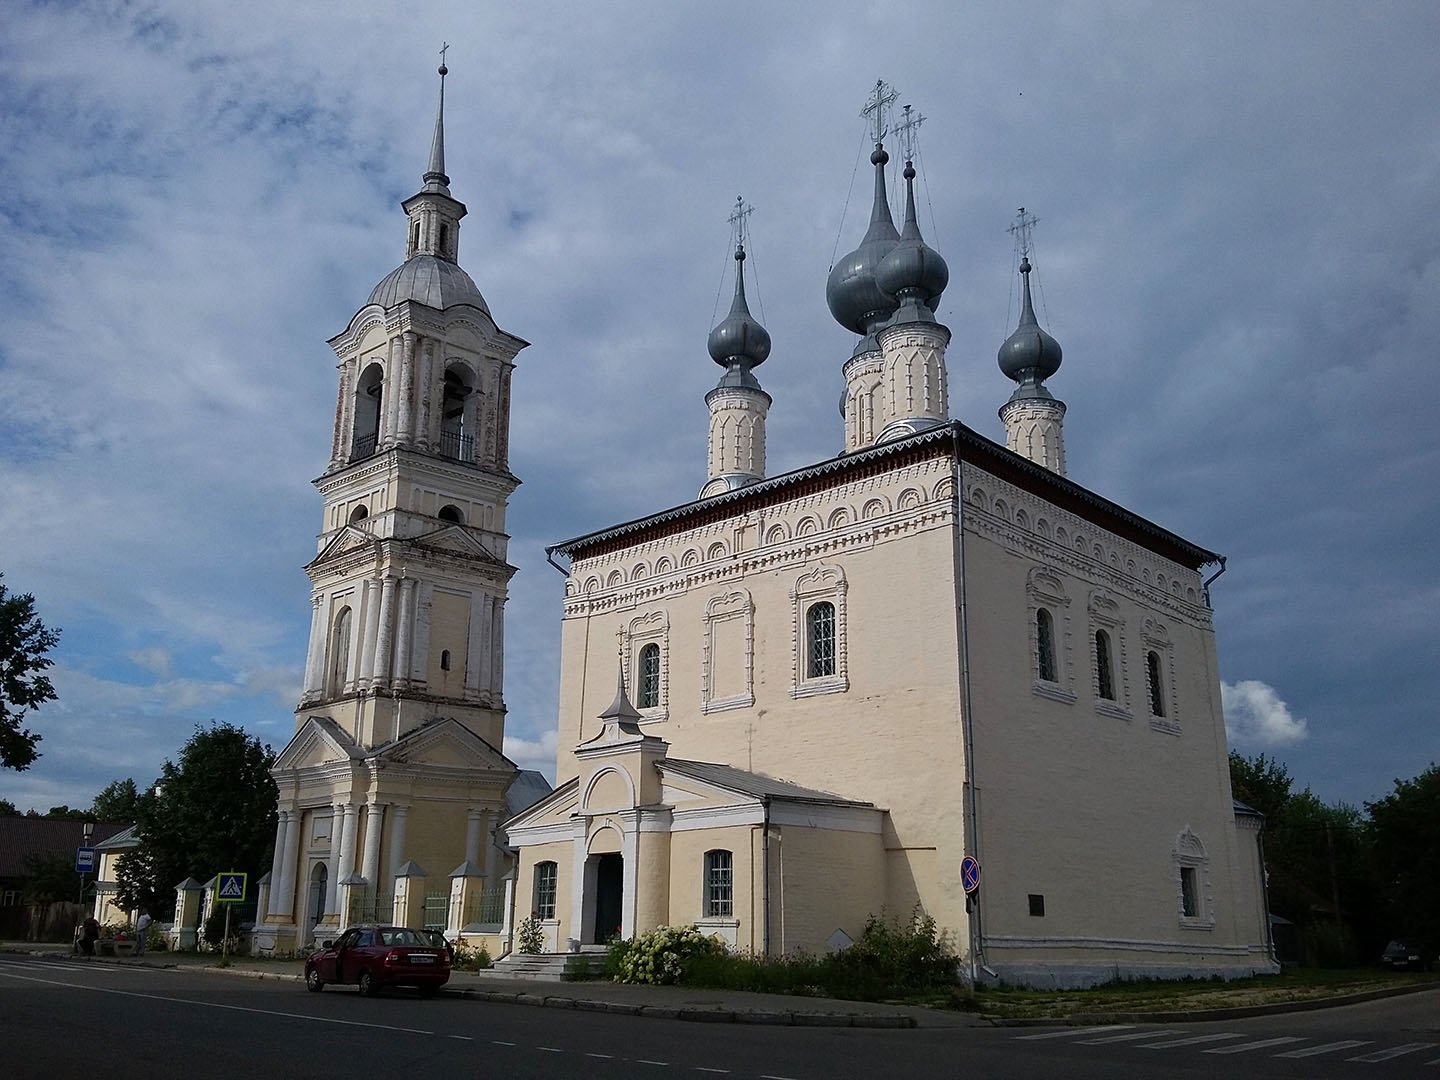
[223,905,232,962]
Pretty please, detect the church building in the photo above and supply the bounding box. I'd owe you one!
[256,62,547,955]
[505,84,1275,987]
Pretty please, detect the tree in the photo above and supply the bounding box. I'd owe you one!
[0,798,18,816]
[89,778,141,822]
[114,723,277,918]
[0,572,61,771]
[43,805,91,820]
[1366,764,1440,951]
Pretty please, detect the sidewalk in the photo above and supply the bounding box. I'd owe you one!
[1,942,973,1029]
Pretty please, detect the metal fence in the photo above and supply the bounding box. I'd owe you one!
[466,886,506,927]
[422,892,448,931]
[345,890,391,926]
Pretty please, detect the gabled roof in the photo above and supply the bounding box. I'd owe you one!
[0,819,130,877]
[548,421,1220,570]
[95,824,141,851]
[660,759,875,808]
[505,770,553,817]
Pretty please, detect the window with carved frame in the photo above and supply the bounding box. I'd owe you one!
[791,565,848,699]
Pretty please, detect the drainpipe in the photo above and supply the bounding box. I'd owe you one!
[761,797,772,958]
[951,438,983,980]
[1201,556,1227,608]
[544,546,569,576]
[1256,819,1278,967]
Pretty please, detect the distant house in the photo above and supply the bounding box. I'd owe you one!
[92,824,142,927]
[0,818,129,940]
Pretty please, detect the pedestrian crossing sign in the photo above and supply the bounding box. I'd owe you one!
[217,872,247,902]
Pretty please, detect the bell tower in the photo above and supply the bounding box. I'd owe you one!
[295,59,528,751]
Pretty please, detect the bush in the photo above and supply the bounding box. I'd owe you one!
[202,909,245,954]
[609,925,728,985]
[452,940,492,970]
[517,915,546,954]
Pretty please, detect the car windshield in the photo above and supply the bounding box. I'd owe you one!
[379,929,424,947]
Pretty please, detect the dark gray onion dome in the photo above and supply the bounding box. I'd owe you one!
[708,244,770,368]
[826,145,901,335]
[997,257,1061,391]
[876,161,948,315]
[367,254,491,314]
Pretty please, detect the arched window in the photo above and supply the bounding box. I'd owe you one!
[348,504,369,523]
[1036,608,1057,682]
[704,850,733,917]
[438,222,450,258]
[328,607,353,696]
[437,504,464,524]
[807,601,836,678]
[352,363,384,459]
[638,643,661,709]
[533,861,557,920]
[1147,650,1166,717]
[1095,630,1115,701]
[439,649,451,672]
[441,369,473,460]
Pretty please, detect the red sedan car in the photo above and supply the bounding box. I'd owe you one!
[304,926,451,997]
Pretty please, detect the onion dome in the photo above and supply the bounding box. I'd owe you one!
[997,256,1062,397]
[876,159,948,319]
[826,145,901,336]
[708,243,771,369]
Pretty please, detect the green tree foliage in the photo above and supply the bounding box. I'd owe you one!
[114,723,278,919]
[1366,764,1440,950]
[22,852,79,906]
[89,778,141,822]
[0,572,61,771]
[0,798,18,816]
[42,805,91,820]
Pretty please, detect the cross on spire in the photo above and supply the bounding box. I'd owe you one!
[862,79,899,147]
[439,41,449,69]
[727,195,754,251]
[895,102,926,164]
[1007,206,1040,260]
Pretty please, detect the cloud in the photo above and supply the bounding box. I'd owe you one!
[1222,680,1309,748]
[503,728,558,781]
[127,647,174,678]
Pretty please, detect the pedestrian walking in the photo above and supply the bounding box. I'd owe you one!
[134,909,151,957]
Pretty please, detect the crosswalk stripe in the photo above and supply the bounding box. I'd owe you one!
[1140,1033,1247,1049]
[1276,1040,1373,1058]
[1203,1036,1307,1054]
[1347,1043,1438,1063]
[1015,1025,1132,1041]
[1079,1030,1178,1045]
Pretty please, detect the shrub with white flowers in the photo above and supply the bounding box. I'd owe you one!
[610,924,727,986]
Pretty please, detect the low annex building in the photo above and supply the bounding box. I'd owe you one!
[506,84,1275,987]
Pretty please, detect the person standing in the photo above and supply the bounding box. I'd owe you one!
[134,909,151,958]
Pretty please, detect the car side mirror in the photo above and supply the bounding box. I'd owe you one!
[322,940,334,949]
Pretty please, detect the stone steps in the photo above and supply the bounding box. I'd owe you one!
[490,952,596,981]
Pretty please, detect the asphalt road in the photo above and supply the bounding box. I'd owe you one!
[2,955,1437,1079]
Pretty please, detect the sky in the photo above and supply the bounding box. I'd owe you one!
[1,0,1436,816]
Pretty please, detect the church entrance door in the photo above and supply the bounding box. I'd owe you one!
[592,853,623,944]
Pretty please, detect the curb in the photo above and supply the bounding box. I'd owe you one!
[985,981,1440,1026]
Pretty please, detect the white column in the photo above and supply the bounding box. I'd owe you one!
[392,578,416,690]
[325,806,344,914]
[463,591,486,701]
[276,810,301,917]
[491,597,506,699]
[416,339,436,452]
[266,810,290,919]
[372,577,397,687]
[381,335,402,448]
[357,578,380,691]
[621,818,639,939]
[387,805,410,890]
[475,592,494,697]
[302,595,326,699]
[336,804,359,885]
[396,331,417,446]
[337,359,356,463]
[410,582,433,688]
[360,803,385,886]
[464,808,484,866]
[330,360,351,465]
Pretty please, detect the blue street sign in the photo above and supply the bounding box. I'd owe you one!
[216,872,247,903]
[75,847,96,874]
[961,855,981,894]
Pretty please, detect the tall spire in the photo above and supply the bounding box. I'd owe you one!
[422,45,451,196]
[998,209,1067,474]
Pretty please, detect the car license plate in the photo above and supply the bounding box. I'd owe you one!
[412,954,434,963]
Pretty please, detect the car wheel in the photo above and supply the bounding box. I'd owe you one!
[305,966,324,993]
[418,984,438,999]
[358,969,378,996]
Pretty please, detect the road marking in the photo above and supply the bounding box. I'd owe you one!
[587,1053,615,1059]
[1079,1029,1178,1044]
[1203,1037,1306,1054]
[491,1040,516,1046]
[1016,1025,1132,1040]
[0,968,433,1035]
[695,1070,730,1075]
[636,1061,670,1067]
[1140,1033,1247,1049]
[538,1046,563,1053]
[1276,1040,1373,1058]
[760,1075,800,1080]
[446,1035,473,1041]
[1347,1043,1438,1062]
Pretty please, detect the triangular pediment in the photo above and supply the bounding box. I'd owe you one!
[273,716,361,773]
[412,524,506,564]
[380,717,514,774]
[308,524,380,570]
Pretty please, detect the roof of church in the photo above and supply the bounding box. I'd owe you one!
[661,759,876,807]
[548,420,1222,569]
[366,254,490,314]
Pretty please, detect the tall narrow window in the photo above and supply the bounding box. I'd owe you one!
[352,363,384,459]
[1095,630,1115,701]
[534,861,557,920]
[1036,608,1057,682]
[704,850,733,917]
[1147,651,1166,717]
[807,602,836,678]
[638,643,661,709]
[328,607,352,696]
[1180,866,1199,919]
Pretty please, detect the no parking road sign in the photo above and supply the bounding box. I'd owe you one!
[960,855,981,894]
[216,872,247,903]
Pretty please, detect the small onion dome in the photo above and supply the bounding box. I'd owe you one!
[876,161,948,315]
[708,244,771,368]
[826,145,902,335]
[997,256,1062,387]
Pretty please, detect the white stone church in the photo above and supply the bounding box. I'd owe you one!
[259,66,1274,987]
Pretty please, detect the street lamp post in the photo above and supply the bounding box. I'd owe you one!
[79,821,95,908]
